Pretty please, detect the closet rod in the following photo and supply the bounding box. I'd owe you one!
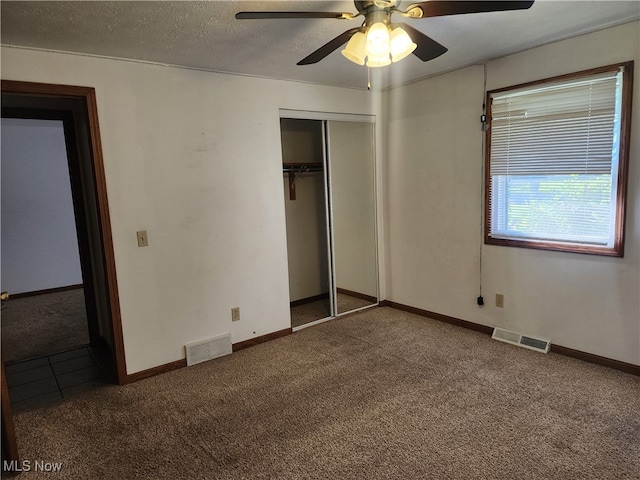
[282,163,323,174]
[283,163,323,200]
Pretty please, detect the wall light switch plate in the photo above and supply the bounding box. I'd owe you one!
[137,230,149,247]
[496,293,505,308]
[231,307,240,322]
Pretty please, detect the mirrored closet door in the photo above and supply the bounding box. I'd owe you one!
[280,115,378,329]
[327,120,378,315]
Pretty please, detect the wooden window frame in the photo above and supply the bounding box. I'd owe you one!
[484,61,634,257]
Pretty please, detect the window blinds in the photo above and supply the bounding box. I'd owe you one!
[490,70,621,176]
[487,66,624,248]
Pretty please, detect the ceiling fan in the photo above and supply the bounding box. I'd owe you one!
[236,1,534,67]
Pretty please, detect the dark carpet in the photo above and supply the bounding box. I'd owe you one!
[9,307,640,479]
[1,289,89,363]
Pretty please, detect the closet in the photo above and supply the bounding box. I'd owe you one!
[280,114,377,329]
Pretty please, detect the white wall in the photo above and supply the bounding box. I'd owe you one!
[1,118,83,294]
[1,46,376,374]
[384,21,640,365]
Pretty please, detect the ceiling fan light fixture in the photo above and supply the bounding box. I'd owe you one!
[341,31,367,65]
[238,1,536,68]
[390,26,417,62]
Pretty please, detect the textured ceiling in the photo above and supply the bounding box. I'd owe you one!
[2,1,639,90]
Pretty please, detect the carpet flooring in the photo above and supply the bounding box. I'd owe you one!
[1,289,90,363]
[8,307,640,479]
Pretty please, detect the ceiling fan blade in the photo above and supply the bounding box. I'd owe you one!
[297,28,361,65]
[395,23,448,62]
[407,1,534,18]
[235,11,351,20]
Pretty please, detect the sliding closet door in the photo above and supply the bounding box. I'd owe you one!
[281,119,332,327]
[327,121,378,314]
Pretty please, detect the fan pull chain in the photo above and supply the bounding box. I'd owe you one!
[367,67,371,90]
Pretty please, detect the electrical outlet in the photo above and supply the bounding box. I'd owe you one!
[231,307,240,322]
[136,230,149,247]
[496,293,504,308]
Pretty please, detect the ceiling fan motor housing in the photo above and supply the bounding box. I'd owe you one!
[356,1,395,16]
[365,10,393,27]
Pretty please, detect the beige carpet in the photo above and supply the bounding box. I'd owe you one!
[9,307,640,479]
[1,289,90,363]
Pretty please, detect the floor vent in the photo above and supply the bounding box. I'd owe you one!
[492,328,551,354]
[185,333,232,366]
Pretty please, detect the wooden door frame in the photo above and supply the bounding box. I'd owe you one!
[1,80,127,384]
[1,361,19,464]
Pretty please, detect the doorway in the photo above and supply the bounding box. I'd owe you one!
[0,81,126,461]
[1,117,91,358]
[280,112,379,329]
[1,115,111,411]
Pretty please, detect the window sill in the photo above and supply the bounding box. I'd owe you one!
[485,236,623,257]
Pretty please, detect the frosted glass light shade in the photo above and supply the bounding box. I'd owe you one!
[366,54,392,67]
[341,32,367,65]
[341,22,415,68]
[390,26,417,62]
[365,22,390,58]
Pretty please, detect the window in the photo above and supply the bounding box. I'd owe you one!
[485,62,633,256]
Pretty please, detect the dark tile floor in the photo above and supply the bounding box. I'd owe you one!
[5,346,110,412]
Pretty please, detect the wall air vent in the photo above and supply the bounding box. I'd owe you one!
[185,333,232,366]
[492,328,551,354]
